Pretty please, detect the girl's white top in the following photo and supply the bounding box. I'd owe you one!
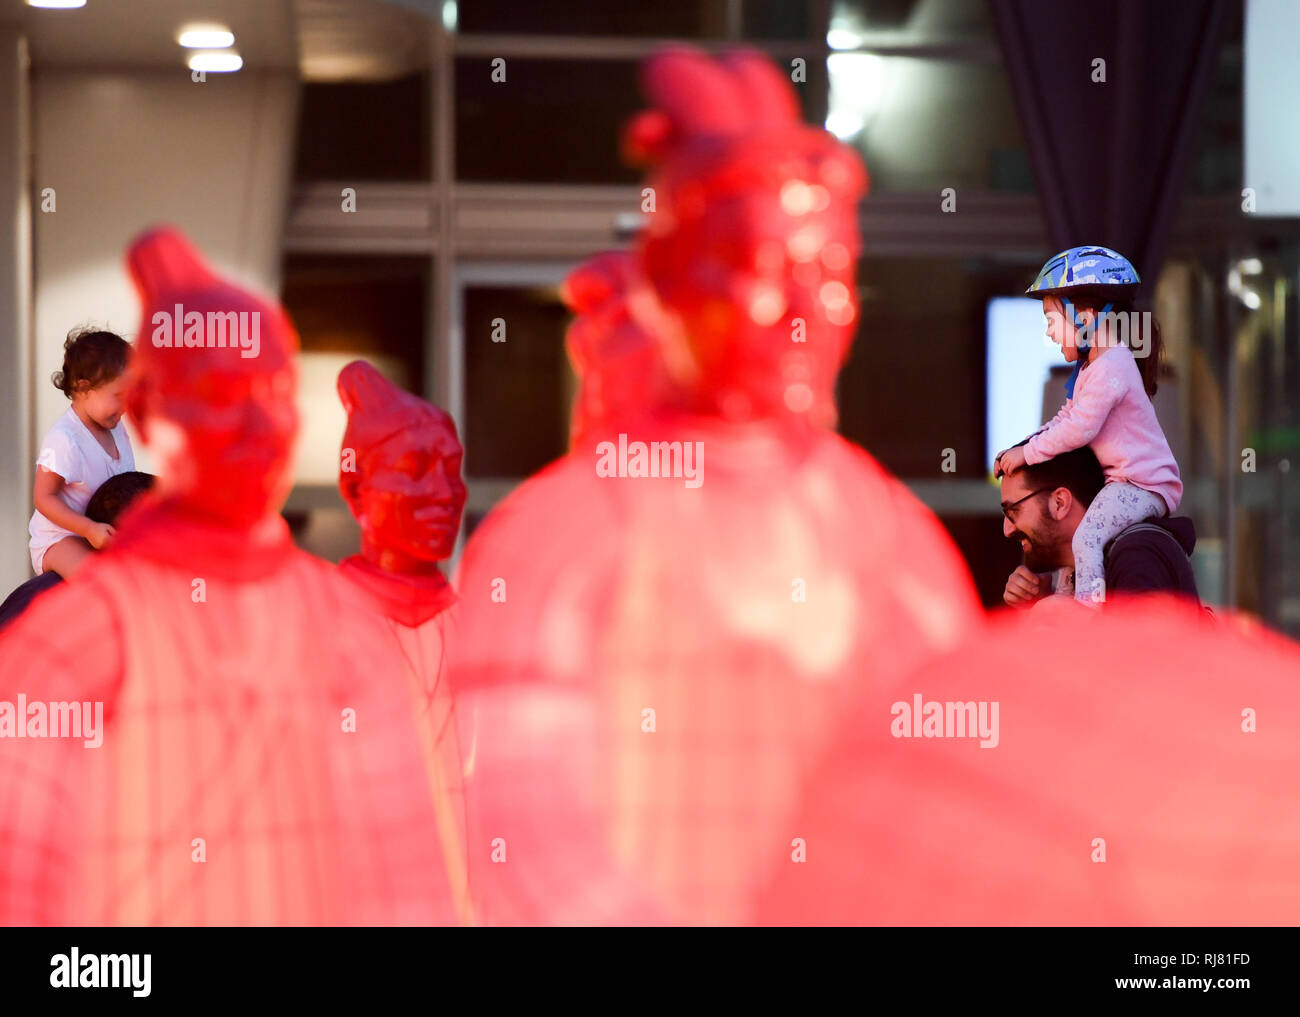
[28,406,136,573]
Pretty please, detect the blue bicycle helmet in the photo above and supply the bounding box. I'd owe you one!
[1027,245,1140,300]
[1027,246,1141,399]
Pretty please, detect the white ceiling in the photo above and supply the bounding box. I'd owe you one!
[0,0,434,80]
[296,0,432,80]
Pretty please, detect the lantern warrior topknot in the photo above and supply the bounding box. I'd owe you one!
[622,47,869,431]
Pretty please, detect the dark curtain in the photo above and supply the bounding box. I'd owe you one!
[989,0,1230,298]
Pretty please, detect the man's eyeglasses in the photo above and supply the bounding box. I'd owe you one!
[1000,487,1052,522]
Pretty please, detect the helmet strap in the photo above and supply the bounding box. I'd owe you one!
[1070,299,1114,357]
[1064,300,1112,400]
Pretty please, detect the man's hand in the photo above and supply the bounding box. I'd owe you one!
[1003,566,1049,608]
[85,521,115,550]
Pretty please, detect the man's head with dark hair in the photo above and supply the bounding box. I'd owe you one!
[86,471,155,526]
[1012,441,1105,507]
[999,442,1104,572]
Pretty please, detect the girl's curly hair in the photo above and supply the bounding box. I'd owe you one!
[51,327,130,397]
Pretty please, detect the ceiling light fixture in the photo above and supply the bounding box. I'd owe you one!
[178,25,235,49]
[187,51,243,73]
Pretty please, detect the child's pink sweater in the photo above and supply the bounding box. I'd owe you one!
[1024,343,1182,514]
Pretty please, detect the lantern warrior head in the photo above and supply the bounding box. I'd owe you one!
[124,227,299,529]
[622,47,868,430]
[337,360,467,570]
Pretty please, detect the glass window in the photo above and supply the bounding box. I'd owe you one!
[455,59,641,183]
[743,0,818,40]
[837,256,1036,478]
[463,284,574,477]
[822,0,997,42]
[281,254,428,367]
[280,255,429,487]
[1152,259,1226,606]
[294,74,431,181]
[1220,248,1300,633]
[828,56,1029,192]
[457,0,726,37]
[1187,2,1243,195]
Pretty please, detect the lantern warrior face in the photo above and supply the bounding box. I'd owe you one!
[337,360,467,569]
[124,227,299,529]
[623,47,868,429]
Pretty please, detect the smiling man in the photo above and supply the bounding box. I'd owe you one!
[1000,442,1200,606]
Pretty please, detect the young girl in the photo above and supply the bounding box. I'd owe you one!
[28,327,135,579]
[996,246,1182,605]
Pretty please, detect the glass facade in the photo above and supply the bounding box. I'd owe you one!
[281,0,1300,633]
[294,75,431,182]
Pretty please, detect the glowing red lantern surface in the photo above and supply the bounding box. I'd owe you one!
[0,228,453,925]
[335,360,473,925]
[564,250,673,449]
[756,597,1300,925]
[450,48,983,924]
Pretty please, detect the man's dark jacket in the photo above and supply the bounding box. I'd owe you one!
[1104,516,1200,602]
[0,572,62,633]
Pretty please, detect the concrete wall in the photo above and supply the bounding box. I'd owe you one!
[0,67,299,589]
[0,28,32,593]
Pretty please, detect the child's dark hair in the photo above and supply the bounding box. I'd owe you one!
[1066,293,1164,398]
[51,327,130,398]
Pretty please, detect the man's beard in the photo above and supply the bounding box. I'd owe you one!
[1013,524,1068,572]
